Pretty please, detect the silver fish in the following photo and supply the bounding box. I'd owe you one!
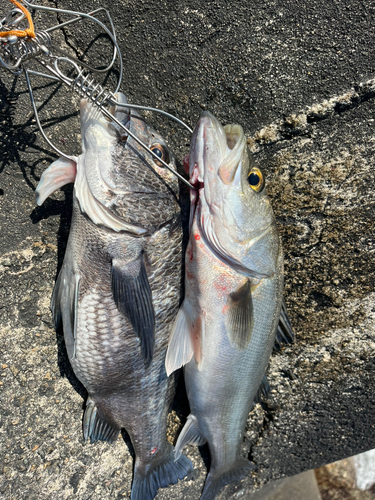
[166,112,292,499]
[36,94,192,500]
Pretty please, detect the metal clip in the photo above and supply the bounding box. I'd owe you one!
[0,0,195,189]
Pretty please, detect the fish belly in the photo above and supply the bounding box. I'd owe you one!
[184,236,283,472]
[59,200,182,461]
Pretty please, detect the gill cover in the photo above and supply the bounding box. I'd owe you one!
[189,111,278,278]
[36,94,149,235]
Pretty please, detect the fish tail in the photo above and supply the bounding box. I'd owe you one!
[131,443,192,500]
[200,458,255,500]
[83,399,119,444]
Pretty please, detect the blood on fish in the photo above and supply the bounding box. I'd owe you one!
[187,247,194,261]
[150,447,157,455]
[214,281,228,294]
[194,234,200,241]
[186,269,194,280]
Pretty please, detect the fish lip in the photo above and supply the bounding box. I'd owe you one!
[189,111,226,181]
[80,97,130,140]
[191,111,245,195]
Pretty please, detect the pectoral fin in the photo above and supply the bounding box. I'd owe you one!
[111,254,155,366]
[225,280,253,350]
[51,260,80,360]
[35,157,77,206]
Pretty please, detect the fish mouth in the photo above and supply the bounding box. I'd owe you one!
[80,93,130,143]
[189,111,246,195]
[189,165,204,191]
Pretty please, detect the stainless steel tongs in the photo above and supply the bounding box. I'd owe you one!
[0,0,195,189]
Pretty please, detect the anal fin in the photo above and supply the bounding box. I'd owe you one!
[175,414,206,460]
[83,399,119,444]
[111,254,155,366]
[225,280,253,350]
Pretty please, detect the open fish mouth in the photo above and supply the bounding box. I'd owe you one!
[189,164,204,191]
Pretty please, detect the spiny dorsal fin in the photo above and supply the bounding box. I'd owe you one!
[111,254,155,366]
[274,298,295,350]
[225,280,254,350]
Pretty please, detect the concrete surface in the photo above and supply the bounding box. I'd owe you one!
[0,0,374,499]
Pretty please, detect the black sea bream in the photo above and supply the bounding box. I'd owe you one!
[36,94,192,500]
[166,112,292,499]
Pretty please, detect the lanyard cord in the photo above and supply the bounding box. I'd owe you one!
[0,0,35,39]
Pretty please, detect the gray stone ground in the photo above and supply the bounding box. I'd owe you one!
[0,0,374,499]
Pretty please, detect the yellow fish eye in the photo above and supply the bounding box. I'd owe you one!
[247,168,264,192]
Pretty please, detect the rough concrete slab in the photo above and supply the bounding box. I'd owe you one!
[0,0,374,499]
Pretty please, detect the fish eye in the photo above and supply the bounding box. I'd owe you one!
[150,143,170,167]
[247,168,264,192]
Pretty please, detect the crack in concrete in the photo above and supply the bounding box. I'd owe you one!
[248,77,375,152]
[52,0,82,60]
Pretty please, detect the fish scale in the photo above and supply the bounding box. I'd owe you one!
[166,112,291,500]
[36,95,192,500]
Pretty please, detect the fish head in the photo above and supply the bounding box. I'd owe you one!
[189,111,280,277]
[76,93,180,233]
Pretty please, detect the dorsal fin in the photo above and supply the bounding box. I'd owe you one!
[274,298,294,350]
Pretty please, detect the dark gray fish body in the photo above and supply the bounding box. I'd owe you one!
[36,95,191,500]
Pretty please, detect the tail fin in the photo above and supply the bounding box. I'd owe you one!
[200,458,255,500]
[131,444,192,500]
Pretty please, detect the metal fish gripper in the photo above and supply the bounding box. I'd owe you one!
[0,0,195,189]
